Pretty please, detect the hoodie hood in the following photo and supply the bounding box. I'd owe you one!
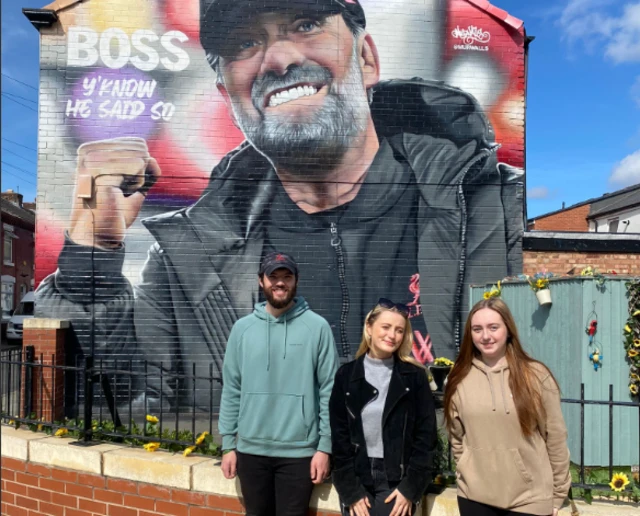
[472,357,510,415]
[253,296,309,369]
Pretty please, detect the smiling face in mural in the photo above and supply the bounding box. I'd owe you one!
[216,12,380,172]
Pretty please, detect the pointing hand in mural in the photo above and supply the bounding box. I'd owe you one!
[69,137,161,248]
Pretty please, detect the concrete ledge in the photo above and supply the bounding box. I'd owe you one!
[1,426,49,460]
[192,459,242,497]
[29,435,121,474]
[103,447,211,489]
[23,318,70,329]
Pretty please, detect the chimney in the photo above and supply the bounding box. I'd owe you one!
[562,202,565,209]
[2,190,24,207]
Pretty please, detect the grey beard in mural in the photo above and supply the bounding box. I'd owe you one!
[230,41,370,172]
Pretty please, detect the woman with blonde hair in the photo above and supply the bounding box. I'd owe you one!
[330,299,437,516]
[444,298,571,516]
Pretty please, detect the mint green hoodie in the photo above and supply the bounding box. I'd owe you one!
[218,297,339,457]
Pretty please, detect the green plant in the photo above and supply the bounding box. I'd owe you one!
[624,280,640,399]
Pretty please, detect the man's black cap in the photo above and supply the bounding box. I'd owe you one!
[259,251,299,276]
[200,0,366,59]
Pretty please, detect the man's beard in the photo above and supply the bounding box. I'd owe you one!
[229,41,371,174]
[263,283,297,309]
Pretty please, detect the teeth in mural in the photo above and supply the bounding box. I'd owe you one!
[268,85,319,107]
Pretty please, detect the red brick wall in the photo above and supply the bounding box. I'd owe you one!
[523,250,640,276]
[1,457,340,516]
[529,204,591,231]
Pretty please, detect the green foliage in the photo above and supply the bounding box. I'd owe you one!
[624,280,640,399]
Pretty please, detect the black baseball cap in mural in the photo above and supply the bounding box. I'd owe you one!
[259,251,299,276]
[200,0,366,61]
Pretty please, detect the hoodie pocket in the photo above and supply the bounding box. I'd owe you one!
[239,392,308,443]
[456,447,535,508]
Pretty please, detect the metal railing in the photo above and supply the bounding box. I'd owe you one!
[0,349,223,451]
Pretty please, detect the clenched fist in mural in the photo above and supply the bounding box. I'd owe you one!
[69,137,161,249]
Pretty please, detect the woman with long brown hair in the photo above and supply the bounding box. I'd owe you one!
[330,299,437,516]
[444,298,570,516]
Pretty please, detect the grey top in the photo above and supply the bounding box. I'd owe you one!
[362,353,394,458]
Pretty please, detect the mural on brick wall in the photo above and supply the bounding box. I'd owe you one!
[34,0,525,408]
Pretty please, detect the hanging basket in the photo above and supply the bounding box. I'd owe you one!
[535,289,552,306]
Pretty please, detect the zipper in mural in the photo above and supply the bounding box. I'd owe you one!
[453,147,497,353]
[330,221,351,358]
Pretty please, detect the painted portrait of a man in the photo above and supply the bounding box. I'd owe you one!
[36,0,524,408]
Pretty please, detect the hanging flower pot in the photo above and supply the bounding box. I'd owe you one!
[535,288,552,306]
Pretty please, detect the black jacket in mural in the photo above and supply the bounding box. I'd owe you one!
[36,79,523,408]
[329,355,437,505]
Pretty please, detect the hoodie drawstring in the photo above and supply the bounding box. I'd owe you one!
[501,368,510,414]
[267,320,271,371]
[283,318,288,360]
[487,373,496,411]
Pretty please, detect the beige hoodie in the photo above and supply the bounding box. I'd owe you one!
[448,358,571,515]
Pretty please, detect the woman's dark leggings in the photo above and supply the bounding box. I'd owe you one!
[458,497,549,516]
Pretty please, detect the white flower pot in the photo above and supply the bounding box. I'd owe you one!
[535,289,552,306]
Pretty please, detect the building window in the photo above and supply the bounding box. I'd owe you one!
[1,276,15,320]
[3,233,13,266]
[608,219,619,233]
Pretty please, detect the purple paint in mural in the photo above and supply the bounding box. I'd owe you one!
[68,67,166,142]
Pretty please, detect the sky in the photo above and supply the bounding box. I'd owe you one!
[1,0,639,219]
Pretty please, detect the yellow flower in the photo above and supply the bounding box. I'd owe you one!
[434,357,454,367]
[483,291,491,300]
[37,424,43,431]
[625,324,632,333]
[536,278,547,289]
[195,431,209,446]
[634,339,640,348]
[631,373,640,382]
[633,310,640,317]
[609,472,630,492]
[146,415,159,424]
[8,420,15,426]
[143,442,161,452]
[629,349,639,358]
[55,428,68,437]
[183,446,196,457]
[631,384,639,395]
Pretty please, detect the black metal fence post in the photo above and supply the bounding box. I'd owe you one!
[23,345,35,418]
[82,356,94,442]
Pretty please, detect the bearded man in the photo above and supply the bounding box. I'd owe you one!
[36,0,522,409]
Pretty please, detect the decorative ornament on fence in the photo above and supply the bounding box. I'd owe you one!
[483,281,501,300]
[623,280,640,398]
[521,271,553,306]
[585,304,602,371]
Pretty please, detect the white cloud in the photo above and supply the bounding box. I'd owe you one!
[558,1,640,63]
[609,149,640,186]
[527,187,551,199]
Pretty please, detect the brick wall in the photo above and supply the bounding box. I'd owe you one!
[0,456,339,516]
[529,204,591,232]
[523,250,640,276]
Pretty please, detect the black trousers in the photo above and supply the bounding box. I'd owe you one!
[342,458,416,516]
[236,451,314,516]
[458,497,548,516]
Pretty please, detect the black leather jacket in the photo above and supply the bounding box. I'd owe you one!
[329,354,437,505]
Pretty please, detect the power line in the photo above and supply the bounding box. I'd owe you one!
[1,72,38,92]
[1,93,37,112]
[1,91,37,104]
[1,168,36,186]
[2,160,36,177]
[2,148,37,165]
[2,138,36,152]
